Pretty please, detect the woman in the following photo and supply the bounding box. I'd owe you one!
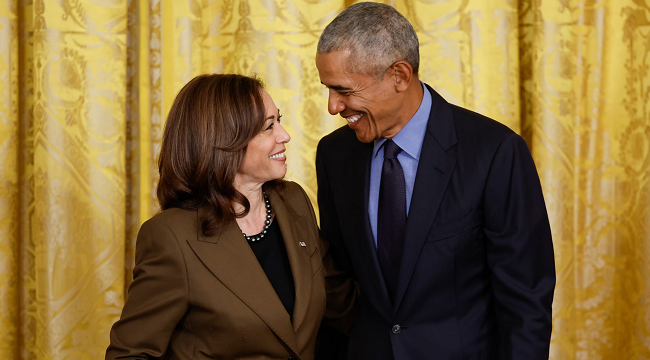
[106,74,354,360]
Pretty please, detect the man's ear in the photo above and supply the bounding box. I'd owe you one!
[391,61,413,92]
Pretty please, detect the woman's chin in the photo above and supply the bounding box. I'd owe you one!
[263,167,287,183]
[275,168,288,181]
[276,165,288,180]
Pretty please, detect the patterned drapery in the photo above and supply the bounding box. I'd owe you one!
[1,0,649,358]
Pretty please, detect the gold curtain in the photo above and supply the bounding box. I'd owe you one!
[0,0,648,358]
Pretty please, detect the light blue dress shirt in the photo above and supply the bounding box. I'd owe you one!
[368,83,432,246]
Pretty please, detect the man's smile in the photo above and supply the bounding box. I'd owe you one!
[345,113,364,124]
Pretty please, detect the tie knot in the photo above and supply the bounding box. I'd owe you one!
[383,139,402,159]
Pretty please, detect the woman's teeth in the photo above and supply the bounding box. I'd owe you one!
[346,114,364,123]
[269,152,285,159]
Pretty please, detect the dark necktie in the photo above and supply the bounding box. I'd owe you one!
[377,139,407,303]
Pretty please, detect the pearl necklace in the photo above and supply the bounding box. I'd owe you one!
[243,192,272,242]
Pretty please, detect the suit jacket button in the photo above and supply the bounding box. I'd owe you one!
[392,324,401,334]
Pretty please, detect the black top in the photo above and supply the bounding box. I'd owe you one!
[246,219,295,318]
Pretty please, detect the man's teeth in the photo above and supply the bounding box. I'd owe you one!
[270,152,285,159]
[346,114,364,123]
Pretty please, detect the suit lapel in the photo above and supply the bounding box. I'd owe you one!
[342,140,393,320]
[393,86,458,313]
[186,209,299,354]
[267,188,312,332]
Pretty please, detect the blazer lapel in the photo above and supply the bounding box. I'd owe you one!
[186,209,299,354]
[342,140,393,320]
[394,86,458,313]
[267,188,312,332]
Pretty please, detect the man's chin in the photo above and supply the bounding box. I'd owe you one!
[352,129,375,143]
[348,119,376,143]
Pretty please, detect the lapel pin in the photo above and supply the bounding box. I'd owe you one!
[299,242,307,247]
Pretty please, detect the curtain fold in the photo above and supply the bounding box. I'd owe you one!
[0,0,19,358]
[0,0,648,359]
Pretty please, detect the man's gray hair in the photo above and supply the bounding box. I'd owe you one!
[317,2,419,79]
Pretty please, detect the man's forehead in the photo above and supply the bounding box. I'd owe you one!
[316,50,352,71]
[317,54,369,89]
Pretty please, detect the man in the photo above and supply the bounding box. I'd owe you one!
[315,3,556,360]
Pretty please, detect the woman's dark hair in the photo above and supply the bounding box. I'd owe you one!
[157,73,281,236]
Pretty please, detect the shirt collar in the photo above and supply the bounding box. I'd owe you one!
[373,82,432,160]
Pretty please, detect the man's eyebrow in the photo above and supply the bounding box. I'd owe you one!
[320,82,352,92]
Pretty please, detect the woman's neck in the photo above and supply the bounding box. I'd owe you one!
[233,182,269,236]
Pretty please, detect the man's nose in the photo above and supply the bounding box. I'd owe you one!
[328,91,346,115]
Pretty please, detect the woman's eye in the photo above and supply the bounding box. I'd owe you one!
[265,115,281,131]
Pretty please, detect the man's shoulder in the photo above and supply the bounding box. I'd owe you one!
[445,103,522,154]
[451,105,514,137]
[424,84,519,148]
[318,125,358,150]
[316,125,367,164]
[439,102,536,171]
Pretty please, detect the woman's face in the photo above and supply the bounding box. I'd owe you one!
[235,89,291,188]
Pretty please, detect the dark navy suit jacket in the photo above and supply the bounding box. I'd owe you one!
[316,84,555,360]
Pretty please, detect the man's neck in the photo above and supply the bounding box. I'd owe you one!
[385,79,425,139]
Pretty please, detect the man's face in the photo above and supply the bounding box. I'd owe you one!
[316,50,402,143]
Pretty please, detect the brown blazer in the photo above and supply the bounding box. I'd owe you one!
[107,182,335,360]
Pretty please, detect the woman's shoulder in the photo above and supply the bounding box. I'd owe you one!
[274,180,316,215]
[281,180,304,193]
[140,207,198,238]
[276,180,309,202]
